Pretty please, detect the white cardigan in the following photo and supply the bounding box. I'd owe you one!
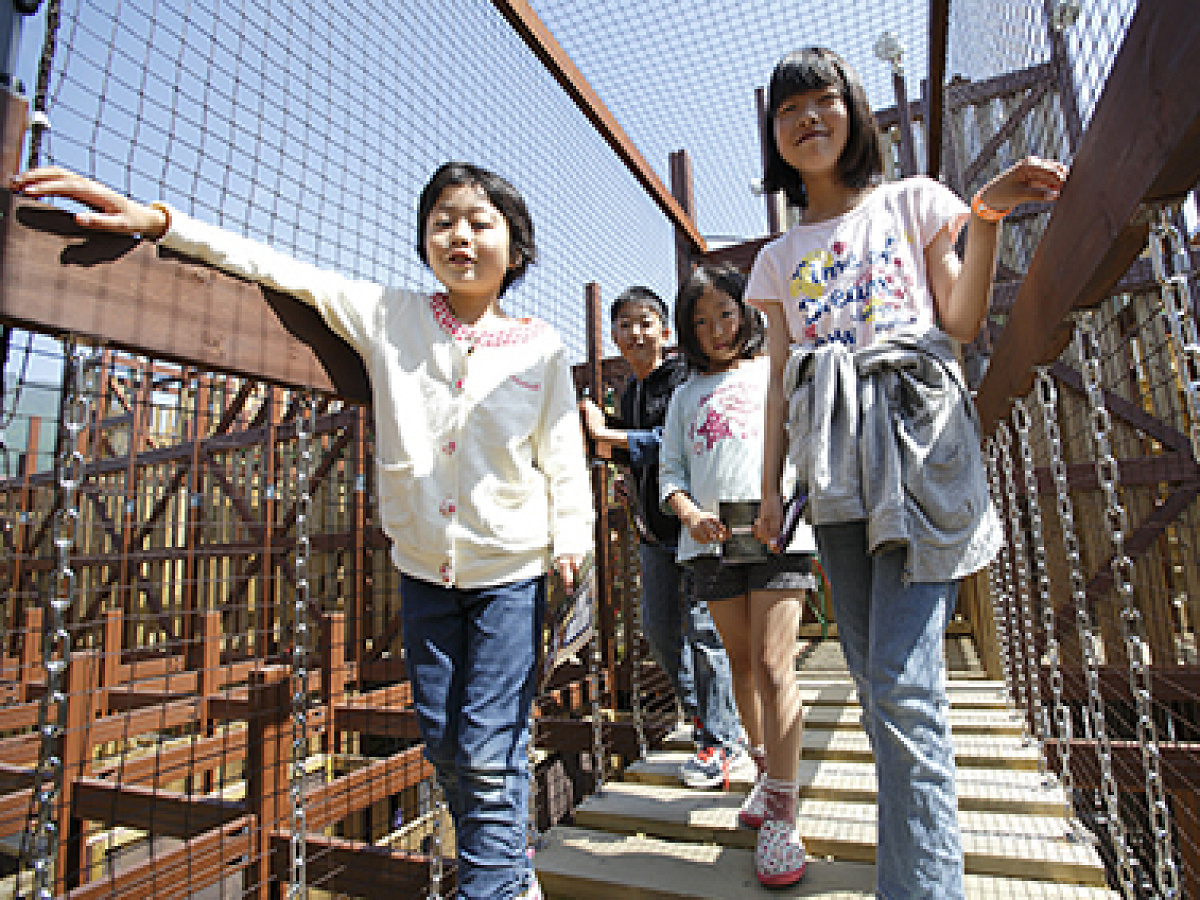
[161,210,595,589]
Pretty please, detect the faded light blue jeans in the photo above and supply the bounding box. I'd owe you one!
[814,522,965,900]
[400,573,544,900]
[639,541,741,751]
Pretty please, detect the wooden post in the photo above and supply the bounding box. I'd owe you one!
[584,282,617,716]
[755,87,782,236]
[195,610,221,793]
[20,604,41,702]
[668,149,696,289]
[245,666,289,900]
[259,388,278,659]
[57,650,99,893]
[8,415,37,656]
[183,371,209,663]
[100,609,122,716]
[321,612,346,755]
[352,406,367,678]
[891,69,919,177]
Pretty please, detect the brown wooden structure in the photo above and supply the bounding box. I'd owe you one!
[1,0,1199,896]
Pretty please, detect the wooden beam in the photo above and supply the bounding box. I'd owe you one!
[269,832,449,898]
[65,816,253,900]
[305,745,432,831]
[976,0,1200,432]
[489,0,705,253]
[72,778,245,838]
[0,193,372,402]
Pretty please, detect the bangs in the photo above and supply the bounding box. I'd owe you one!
[768,49,844,115]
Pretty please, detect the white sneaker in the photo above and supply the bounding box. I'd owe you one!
[680,744,754,789]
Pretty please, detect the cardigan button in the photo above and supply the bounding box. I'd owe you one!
[440,500,456,517]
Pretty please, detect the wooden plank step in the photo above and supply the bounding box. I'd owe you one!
[790,681,1012,710]
[535,826,1121,899]
[663,727,1040,771]
[624,752,1070,817]
[660,706,1022,753]
[572,783,1108,887]
[800,728,1040,770]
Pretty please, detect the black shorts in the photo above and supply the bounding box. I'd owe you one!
[688,554,817,603]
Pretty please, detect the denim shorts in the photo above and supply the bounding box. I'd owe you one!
[688,554,817,602]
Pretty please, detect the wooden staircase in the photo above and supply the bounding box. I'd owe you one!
[532,637,1119,898]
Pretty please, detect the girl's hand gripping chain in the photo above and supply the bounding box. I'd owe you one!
[12,166,170,239]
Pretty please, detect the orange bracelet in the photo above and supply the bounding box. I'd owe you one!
[971,191,1009,223]
[148,202,172,240]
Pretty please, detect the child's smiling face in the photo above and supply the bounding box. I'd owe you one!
[692,288,742,371]
[424,182,513,309]
[773,84,850,179]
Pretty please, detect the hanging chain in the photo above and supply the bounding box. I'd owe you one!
[984,439,1017,710]
[1014,396,1076,802]
[22,340,96,899]
[589,464,606,794]
[1149,205,1200,465]
[624,505,648,760]
[995,423,1041,761]
[287,391,318,899]
[1077,313,1179,898]
[420,776,445,899]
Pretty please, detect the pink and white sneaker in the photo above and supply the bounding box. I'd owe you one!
[755,818,807,887]
[738,772,768,828]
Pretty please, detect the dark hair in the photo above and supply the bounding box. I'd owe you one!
[762,47,884,209]
[416,161,536,297]
[674,265,764,372]
[610,285,668,327]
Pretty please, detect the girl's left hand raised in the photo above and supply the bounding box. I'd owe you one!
[976,156,1069,214]
[11,166,169,239]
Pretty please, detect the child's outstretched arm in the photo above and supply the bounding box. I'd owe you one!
[12,166,381,353]
[754,299,790,550]
[929,156,1069,343]
[13,167,170,237]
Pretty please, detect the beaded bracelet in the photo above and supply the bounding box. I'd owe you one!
[148,202,172,240]
[971,191,1010,223]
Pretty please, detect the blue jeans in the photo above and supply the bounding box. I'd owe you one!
[639,542,740,751]
[815,522,965,900]
[400,574,544,900]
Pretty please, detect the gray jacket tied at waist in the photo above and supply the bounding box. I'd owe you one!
[783,331,1002,583]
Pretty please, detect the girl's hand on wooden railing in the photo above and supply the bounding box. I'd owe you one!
[11,166,169,239]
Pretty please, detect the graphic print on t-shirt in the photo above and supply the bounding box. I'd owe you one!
[689,381,761,455]
[786,230,921,348]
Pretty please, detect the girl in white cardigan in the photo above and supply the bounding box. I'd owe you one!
[14,162,594,900]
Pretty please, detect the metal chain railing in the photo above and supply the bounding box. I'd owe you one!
[995,421,1045,769]
[1036,362,1138,894]
[623,507,648,761]
[1077,312,1180,899]
[421,776,445,899]
[984,439,1017,710]
[1016,386,1078,824]
[1150,204,1200,467]
[288,391,317,899]
[21,339,97,899]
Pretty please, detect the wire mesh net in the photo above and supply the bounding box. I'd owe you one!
[2,0,1198,898]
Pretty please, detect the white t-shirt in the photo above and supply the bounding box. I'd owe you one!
[659,356,816,562]
[746,177,969,349]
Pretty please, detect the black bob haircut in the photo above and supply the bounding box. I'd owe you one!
[416,161,536,298]
[610,285,669,327]
[762,47,884,210]
[674,265,765,372]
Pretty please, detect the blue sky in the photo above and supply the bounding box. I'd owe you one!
[2,0,1165,469]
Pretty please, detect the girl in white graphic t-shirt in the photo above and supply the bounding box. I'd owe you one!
[659,264,816,888]
[747,47,1067,899]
